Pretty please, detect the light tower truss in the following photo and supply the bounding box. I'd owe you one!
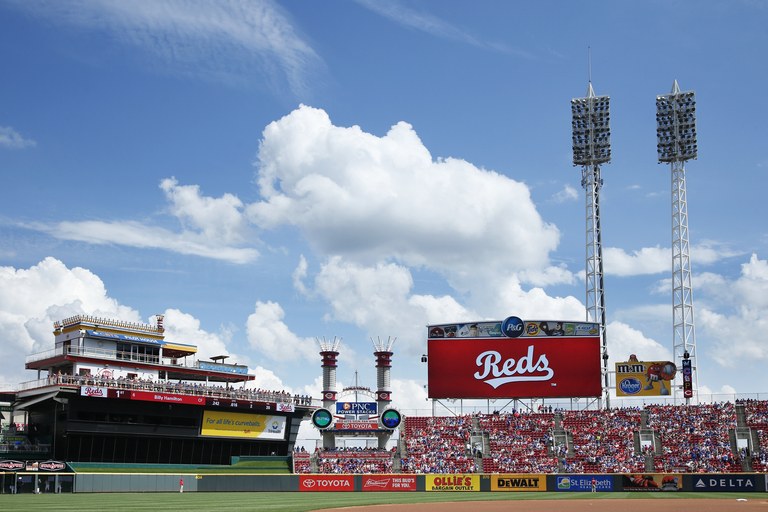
[656,80,699,403]
[571,82,611,408]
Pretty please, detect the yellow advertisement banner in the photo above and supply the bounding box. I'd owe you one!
[615,360,677,397]
[201,410,286,439]
[490,474,547,492]
[426,475,479,491]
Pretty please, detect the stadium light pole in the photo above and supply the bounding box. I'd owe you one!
[572,81,611,409]
[656,80,699,404]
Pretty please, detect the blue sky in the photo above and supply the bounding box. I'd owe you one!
[1,0,768,429]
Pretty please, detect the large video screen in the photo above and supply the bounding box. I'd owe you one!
[200,410,287,439]
[426,317,602,399]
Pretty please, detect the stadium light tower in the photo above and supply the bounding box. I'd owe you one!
[571,80,611,409]
[656,80,699,403]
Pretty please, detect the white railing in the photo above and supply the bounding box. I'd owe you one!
[26,345,172,366]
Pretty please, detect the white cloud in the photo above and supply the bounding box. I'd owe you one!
[0,257,142,387]
[603,246,668,277]
[160,177,249,245]
[354,0,532,58]
[699,254,768,367]
[28,178,259,264]
[9,0,321,95]
[292,255,310,296]
[245,300,319,362]
[605,321,671,364]
[390,378,429,415]
[550,184,579,204]
[250,105,561,285]
[0,126,36,149]
[605,241,740,278]
[160,308,235,363]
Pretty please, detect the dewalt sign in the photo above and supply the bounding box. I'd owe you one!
[490,474,547,492]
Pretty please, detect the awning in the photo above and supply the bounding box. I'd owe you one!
[14,391,59,410]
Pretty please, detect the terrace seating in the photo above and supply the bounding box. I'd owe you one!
[400,415,476,473]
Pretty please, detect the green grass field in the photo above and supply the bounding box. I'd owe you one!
[0,491,761,512]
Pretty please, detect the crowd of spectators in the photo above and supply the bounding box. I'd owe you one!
[292,448,312,473]
[647,402,740,473]
[315,447,394,474]
[741,399,768,471]
[400,415,476,474]
[292,446,394,474]
[560,408,646,473]
[48,372,313,406]
[479,411,557,473]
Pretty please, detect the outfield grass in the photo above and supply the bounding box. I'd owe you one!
[0,491,761,512]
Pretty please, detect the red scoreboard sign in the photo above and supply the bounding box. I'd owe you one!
[427,318,602,399]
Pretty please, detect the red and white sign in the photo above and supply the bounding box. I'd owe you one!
[129,390,206,405]
[334,419,379,431]
[80,386,108,398]
[362,475,417,491]
[299,475,354,492]
[427,337,601,399]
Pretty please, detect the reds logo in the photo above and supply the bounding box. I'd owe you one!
[474,345,554,388]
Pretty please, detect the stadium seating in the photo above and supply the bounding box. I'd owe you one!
[292,401,768,475]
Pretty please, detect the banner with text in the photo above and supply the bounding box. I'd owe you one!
[200,410,286,440]
[555,475,613,492]
[615,361,677,397]
[426,475,480,492]
[362,475,417,492]
[427,337,601,399]
[490,474,547,492]
[299,475,354,492]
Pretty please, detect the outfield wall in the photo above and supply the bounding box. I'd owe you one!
[3,472,766,493]
[64,473,768,493]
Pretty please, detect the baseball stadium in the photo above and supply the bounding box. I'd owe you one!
[2,77,766,512]
[0,312,767,511]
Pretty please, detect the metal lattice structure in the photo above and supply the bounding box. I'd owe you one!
[571,82,611,408]
[656,80,699,403]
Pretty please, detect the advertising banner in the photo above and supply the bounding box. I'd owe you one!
[334,419,379,431]
[362,475,417,492]
[622,474,680,491]
[615,361,677,397]
[299,475,354,492]
[490,474,547,492]
[682,358,693,399]
[426,475,480,491]
[200,410,286,440]
[0,460,24,471]
[427,336,601,399]
[555,475,612,492]
[336,402,377,415]
[692,475,760,492]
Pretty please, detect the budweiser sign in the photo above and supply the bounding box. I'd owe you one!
[427,336,601,399]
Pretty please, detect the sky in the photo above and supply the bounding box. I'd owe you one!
[1,0,768,444]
